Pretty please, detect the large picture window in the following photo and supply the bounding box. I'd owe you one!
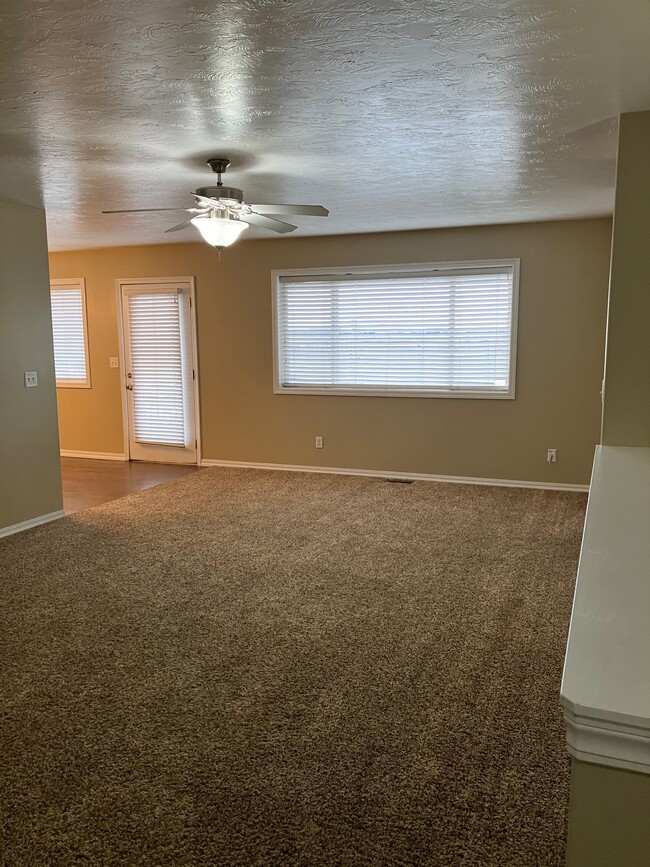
[273,260,519,398]
[50,278,91,388]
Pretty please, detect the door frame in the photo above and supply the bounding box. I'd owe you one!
[115,276,201,465]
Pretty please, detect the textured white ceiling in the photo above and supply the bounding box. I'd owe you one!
[1,0,649,250]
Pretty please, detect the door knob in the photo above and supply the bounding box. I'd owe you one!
[126,384,133,390]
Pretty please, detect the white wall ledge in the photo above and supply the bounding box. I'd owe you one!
[561,446,650,774]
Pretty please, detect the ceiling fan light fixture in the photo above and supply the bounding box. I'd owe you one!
[191,214,248,250]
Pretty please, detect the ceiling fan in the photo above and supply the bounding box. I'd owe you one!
[102,158,329,253]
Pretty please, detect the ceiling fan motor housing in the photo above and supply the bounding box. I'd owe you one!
[195,185,244,205]
[206,158,231,175]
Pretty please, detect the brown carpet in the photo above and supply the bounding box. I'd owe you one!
[0,469,585,866]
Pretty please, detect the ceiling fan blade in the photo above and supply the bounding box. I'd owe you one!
[102,207,192,214]
[240,212,297,234]
[247,204,329,217]
[192,192,222,208]
[164,217,195,233]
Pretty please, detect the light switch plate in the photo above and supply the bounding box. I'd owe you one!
[24,371,38,388]
[109,357,119,368]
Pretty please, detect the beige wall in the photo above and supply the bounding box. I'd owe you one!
[566,760,650,866]
[602,111,650,446]
[50,218,611,485]
[0,200,62,530]
[565,115,650,866]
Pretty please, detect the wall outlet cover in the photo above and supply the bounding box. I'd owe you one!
[24,371,38,388]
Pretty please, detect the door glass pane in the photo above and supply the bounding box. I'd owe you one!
[127,292,186,447]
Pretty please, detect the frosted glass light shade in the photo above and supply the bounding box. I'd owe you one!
[191,215,248,248]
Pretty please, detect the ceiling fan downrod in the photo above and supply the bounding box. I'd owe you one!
[206,158,231,188]
[196,158,243,206]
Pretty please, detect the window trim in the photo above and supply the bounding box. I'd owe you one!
[50,277,91,389]
[271,259,520,400]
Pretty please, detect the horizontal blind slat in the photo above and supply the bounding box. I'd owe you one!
[278,268,514,392]
[50,286,88,383]
[127,293,186,446]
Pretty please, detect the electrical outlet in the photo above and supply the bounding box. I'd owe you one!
[547,448,557,464]
[315,436,324,449]
[109,357,119,368]
[24,371,38,388]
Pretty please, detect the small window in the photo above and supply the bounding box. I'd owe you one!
[50,278,91,388]
[273,260,519,399]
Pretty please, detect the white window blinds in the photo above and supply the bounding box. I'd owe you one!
[50,280,90,387]
[276,263,517,397]
[127,292,186,447]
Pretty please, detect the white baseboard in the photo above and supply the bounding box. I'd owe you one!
[200,459,589,492]
[60,450,127,461]
[0,509,65,539]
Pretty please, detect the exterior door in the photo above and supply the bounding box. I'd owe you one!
[120,281,198,464]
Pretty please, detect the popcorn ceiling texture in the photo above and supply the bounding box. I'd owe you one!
[0,468,585,864]
[0,0,641,249]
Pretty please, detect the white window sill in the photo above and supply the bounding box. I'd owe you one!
[274,386,514,399]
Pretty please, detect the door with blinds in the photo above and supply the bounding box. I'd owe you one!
[120,280,198,464]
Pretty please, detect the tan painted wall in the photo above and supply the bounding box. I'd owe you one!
[0,200,62,529]
[565,117,650,866]
[50,218,611,485]
[566,760,650,867]
[602,111,650,446]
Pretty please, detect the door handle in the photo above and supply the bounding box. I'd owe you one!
[126,384,133,390]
